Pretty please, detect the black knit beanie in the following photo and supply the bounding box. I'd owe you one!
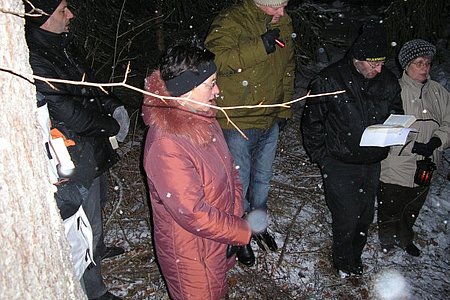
[351,22,387,62]
[398,39,436,69]
[24,0,63,26]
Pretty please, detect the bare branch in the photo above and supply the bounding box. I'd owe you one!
[0,65,345,139]
[2,0,51,18]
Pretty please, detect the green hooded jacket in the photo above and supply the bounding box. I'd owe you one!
[205,0,295,130]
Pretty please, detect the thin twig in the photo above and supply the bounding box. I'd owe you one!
[0,64,345,139]
[105,170,124,228]
[110,0,127,84]
[275,200,305,270]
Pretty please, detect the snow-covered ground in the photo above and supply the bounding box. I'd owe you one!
[102,109,449,300]
[101,1,449,299]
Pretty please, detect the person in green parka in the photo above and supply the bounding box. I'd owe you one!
[205,0,295,259]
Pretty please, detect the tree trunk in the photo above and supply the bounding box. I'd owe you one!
[0,2,86,299]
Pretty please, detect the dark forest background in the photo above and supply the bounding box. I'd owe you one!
[67,0,450,109]
[58,2,450,297]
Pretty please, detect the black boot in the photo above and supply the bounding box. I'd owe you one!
[403,243,421,257]
[236,244,255,267]
[101,246,125,260]
[253,230,278,252]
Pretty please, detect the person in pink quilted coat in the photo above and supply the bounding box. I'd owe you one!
[142,39,252,300]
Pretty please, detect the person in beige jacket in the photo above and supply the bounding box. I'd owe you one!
[378,39,450,257]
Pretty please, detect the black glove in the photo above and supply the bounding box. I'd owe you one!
[226,244,255,266]
[226,244,239,259]
[261,28,280,54]
[277,118,288,132]
[412,137,442,157]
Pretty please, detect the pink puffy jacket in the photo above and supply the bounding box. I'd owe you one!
[142,71,252,300]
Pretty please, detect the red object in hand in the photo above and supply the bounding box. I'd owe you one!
[274,38,285,48]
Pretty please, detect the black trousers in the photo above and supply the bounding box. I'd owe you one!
[376,181,429,247]
[96,173,109,256]
[321,158,380,272]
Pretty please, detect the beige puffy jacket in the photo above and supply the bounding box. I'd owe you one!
[380,72,450,187]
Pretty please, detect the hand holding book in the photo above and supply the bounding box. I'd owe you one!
[359,114,418,147]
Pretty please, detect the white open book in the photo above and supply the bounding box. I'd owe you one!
[360,114,418,147]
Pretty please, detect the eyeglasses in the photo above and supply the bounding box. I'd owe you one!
[202,80,217,90]
[367,61,385,69]
[410,61,432,68]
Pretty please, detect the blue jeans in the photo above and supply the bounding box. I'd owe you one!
[223,123,279,213]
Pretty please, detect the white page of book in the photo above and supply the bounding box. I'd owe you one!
[360,127,417,147]
[383,114,416,127]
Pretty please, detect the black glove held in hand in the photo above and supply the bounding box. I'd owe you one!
[226,245,238,259]
[261,28,280,54]
[226,244,255,266]
[277,118,288,132]
[412,137,442,157]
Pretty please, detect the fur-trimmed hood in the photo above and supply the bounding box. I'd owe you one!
[142,70,218,145]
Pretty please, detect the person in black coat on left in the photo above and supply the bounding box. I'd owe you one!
[25,1,128,299]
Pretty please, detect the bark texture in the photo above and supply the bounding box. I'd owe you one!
[0,2,86,299]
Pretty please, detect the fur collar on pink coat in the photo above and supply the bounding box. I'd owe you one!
[142,70,218,146]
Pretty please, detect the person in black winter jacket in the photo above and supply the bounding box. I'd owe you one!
[301,22,404,278]
[25,1,128,299]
